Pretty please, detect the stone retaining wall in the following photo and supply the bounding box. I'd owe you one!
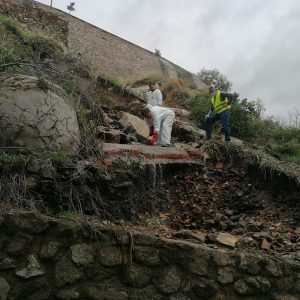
[0,0,207,88]
[0,211,299,300]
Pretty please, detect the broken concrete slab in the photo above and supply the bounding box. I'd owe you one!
[102,143,203,160]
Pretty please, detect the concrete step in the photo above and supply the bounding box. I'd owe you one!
[102,143,203,161]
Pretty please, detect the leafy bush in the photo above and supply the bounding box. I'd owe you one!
[187,91,210,127]
[0,46,15,64]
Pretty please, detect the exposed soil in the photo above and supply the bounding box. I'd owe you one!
[133,161,300,255]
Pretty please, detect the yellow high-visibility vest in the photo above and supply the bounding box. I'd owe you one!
[211,91,231,114]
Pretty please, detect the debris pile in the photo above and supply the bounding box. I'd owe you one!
[137,163,300,255]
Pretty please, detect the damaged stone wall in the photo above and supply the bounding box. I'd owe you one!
[0,0,207,88]
[0,211,299,300]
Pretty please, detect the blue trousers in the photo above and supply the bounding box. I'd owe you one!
[205,109,231,141]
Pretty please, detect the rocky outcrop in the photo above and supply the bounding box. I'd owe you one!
[0,75,80,153]
[0,211,299,300]
[119,112,149,143]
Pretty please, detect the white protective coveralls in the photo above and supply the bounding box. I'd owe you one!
[145,106,175,146]
[147,88,163,106]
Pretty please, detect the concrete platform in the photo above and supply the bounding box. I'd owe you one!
[102,143,203,160]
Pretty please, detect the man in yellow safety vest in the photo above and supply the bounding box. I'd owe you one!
[205,85,237,142]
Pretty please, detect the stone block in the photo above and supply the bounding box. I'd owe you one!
[40,240,61,260]
[96,126,121,143]
[218,267,235,285]
[0,277,10,300]
[6,236,32,256]
[192,279,218,298]
[55,256,82,288]
[155,266,182,294]
[71,243,94,266]
[265,259,282,277]
[6,212,49,234]
[245,276,271,293]
[56,288,80,300]
[133,246,160,266]
[234,279,253,295]
[98,246,127,267]
[188,252,209,276]
[85,286,128,300]
[16,255,45,279]
[0,257,15,270]
[124,264,150,288]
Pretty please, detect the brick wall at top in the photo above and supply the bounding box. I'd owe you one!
[66,14,163,81]
[0,0,207,88]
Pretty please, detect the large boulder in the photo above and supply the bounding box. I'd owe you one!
[0,75,80,153]
[172,120,205,142]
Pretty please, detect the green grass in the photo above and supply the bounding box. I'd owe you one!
[0,15,64,65]
[100,74,123,89]
[51,151,72,166]
[0,15,29,39]
[0,151,26,168]
[60,81,77,95]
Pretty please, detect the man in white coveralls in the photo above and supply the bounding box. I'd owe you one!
[141,105,175,147]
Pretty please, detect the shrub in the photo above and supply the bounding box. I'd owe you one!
[187,91,211,127]
[0,46,15,64]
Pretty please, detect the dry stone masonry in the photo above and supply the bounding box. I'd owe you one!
[0,211,299,299]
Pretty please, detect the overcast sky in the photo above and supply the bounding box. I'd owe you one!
[36,0,300,119]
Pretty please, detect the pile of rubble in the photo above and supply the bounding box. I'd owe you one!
[136,163,300,256]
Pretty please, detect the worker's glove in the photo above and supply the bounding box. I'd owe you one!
[149,126,154,136]
[149,132,158,145]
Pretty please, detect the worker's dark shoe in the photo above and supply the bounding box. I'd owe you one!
[161,144,171,147]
